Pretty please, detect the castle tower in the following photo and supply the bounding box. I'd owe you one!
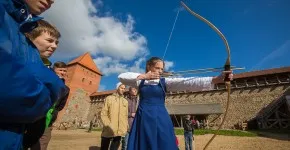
[58,52,103,121]
[66,52,103,94]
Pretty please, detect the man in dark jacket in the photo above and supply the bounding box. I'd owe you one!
[183,115,195,150]
[0,0,65,149]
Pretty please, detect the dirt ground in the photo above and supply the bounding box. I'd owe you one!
[47,129,290,150]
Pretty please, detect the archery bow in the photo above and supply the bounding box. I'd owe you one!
[161,66,244,77]
[180,1,232,150]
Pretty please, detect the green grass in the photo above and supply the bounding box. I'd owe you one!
[90,128,103,132]
[90,127,258,137]
[174,128,258,137]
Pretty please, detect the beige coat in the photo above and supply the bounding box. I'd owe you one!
[101,93,128,137]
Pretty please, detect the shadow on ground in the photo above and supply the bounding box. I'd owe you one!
[89,146,100,150]
[257,132,290,141]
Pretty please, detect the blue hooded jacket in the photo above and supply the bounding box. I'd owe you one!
[0,0,65,124]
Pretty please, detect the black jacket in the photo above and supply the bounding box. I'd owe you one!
[49,84,70,126]
[183,119,194,132]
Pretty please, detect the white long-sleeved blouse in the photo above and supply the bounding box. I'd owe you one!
[118,72,214,92]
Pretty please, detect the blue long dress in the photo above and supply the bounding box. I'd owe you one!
[127,78,178,150]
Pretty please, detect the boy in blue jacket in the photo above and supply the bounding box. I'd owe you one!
[21,19,67,150]
[0,0,65,149]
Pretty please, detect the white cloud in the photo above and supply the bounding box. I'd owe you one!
[164,60,174,71]
[93,57,146,75]
[98,84,107,91]
[42,0,148,61]
[93,57,174,76]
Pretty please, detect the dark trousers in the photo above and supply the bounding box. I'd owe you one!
[29,127,52,150]
[101,136,121,150]
[23,117,46,149]
[121,132,129,150]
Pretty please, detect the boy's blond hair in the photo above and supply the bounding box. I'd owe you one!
[25,20,61,40]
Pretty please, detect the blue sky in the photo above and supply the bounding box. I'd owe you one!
[46,0,290,91]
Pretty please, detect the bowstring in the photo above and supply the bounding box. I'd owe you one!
[162,7,181,60]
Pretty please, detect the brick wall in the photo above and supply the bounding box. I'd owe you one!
[57,63,102,121]
[67,64,101,94]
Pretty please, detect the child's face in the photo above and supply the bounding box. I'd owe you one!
[54,67,67,79]
[148,61,164,75]
[33,32,59,58]
[129,88,138,96]
[25,0,54,15]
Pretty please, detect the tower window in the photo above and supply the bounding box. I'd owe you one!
[89,81,92,85]
[82,78,85,82]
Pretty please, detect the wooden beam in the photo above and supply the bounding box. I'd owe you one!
[181,116,183,128]
[245,79,249,87]
[206,116,209,129]
[267,119,290,121]
[268,120,279,128]
[264,77,269,85]
[275,111,282,128]
[276,75,281,84]
[278,111,290,118]
[255,78,259,86]
[286,96,290,113]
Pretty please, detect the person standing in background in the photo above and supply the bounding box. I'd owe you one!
[122,87,138,150]
[100,83,128,150]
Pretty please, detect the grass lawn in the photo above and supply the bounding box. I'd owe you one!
[91,127,258,137]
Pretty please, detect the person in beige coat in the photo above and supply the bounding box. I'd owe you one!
[100,82,129,150]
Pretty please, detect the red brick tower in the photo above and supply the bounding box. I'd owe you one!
[58,52,103,120]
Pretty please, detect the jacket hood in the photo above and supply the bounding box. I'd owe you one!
[3,0,42,32]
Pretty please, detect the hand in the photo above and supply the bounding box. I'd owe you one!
[131,113,136,118]
[145,71,160,80]
[212,70,233,84]
[138,71,160,80]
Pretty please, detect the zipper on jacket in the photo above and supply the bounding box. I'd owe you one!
[118,96,120,134]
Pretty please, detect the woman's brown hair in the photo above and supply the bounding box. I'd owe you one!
[145,57,165,73]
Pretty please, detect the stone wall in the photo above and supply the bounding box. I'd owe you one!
[166,84,290,128]
[87,101,104,127]
[83,84,290,129]
[60,88,91,128]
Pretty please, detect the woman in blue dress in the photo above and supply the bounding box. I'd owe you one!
[118,57,232,150]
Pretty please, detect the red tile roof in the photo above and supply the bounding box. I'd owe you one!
[90,89,130,97]
[90,90,117,96]
[233,66,290,79]
[68,52,103,75]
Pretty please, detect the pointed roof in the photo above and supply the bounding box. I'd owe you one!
[68,52,103,75]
